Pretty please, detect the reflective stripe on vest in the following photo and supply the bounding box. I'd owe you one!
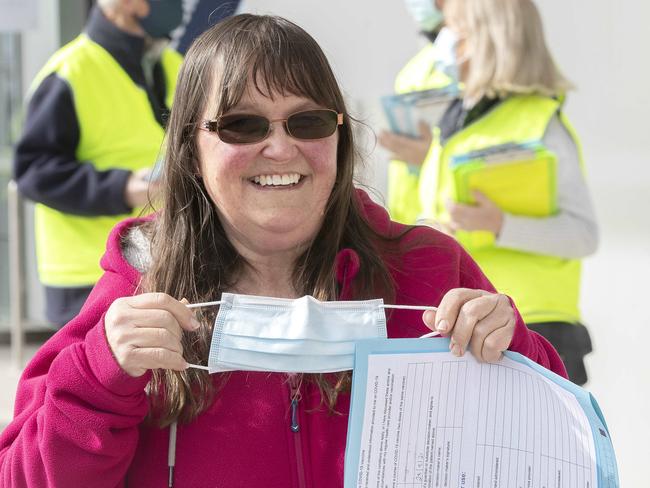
[388,43,452,224]
[419,95,583,323]
[33,34,182,286]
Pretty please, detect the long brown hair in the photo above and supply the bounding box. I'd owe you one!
[142,14,396,426]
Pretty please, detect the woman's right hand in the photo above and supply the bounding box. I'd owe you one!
[104,293,201,377]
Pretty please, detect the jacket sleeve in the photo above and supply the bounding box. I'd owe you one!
[456,245,568,378]
[0,272,150,488]
[12,73,133,216]
[496,116,599,259]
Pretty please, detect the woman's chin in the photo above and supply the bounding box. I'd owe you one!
[251,218,320,249]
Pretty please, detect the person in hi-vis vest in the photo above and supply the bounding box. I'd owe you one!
[13,0,183,327]
[416,0,598,385]
[379,0,453,224]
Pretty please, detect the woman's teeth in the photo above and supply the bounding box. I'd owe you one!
[252,173,302,187]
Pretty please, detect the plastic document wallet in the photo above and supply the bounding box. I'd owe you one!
[344,338,619,488]
[381,86,458,138]
[450,141,558,248]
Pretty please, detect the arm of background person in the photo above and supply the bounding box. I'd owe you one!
[12,73,133,216]
[496,115,599,259]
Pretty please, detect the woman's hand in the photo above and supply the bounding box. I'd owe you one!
[378,121,433,167]
[446,190,504,235]
[422,288,516,362]
[104,293,200,377]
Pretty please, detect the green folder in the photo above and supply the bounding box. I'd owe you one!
[450,141,558,248]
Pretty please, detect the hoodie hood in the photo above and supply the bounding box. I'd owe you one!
[100,215,153,288]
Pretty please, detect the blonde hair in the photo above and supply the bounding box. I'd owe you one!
[444,0,573,107]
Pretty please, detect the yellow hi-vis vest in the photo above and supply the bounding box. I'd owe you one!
[387,43,453,224]
[418,95,583,323]
[32,34,182,287]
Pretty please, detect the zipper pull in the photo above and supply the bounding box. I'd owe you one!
[290,397,300,432]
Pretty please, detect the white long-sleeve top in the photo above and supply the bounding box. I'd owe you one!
[496,116,599,259]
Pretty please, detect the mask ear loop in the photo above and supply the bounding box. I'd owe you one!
[183,301,441,371]
[185,300,222,309]
[380,304,441,338]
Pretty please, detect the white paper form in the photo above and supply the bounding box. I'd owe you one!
[353,351,597,488]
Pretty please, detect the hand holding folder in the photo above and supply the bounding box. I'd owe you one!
[449,141,558,248]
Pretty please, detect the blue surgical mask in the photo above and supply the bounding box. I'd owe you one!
[140,0,183,39]
[433,27,461,85]
[205,293,388,373]
[404,0,444,33]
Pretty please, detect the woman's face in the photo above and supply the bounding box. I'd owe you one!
[196,85,339,258]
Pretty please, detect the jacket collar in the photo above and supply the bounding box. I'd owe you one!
[334,189,396,300]
[335,249,360,300]
[86,6,147,88]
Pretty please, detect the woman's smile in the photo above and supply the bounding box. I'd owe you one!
[249,172,305,188]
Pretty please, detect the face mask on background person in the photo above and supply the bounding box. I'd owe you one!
[432,26,461,85]
[140,0,184,39]
[204,293,389,374]
[403,0,444,33]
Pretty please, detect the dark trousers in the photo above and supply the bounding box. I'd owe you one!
[527,321,592,386]
[44,285,93,328]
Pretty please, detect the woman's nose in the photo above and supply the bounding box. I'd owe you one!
[261,121,298,161]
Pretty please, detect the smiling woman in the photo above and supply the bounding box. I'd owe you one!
[0,13,567,488]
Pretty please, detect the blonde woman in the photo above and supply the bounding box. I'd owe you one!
[418,0,598,384]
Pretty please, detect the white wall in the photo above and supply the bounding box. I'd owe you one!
[20,0,59,94]
[242,1,649,485]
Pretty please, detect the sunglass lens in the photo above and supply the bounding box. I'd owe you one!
[218,114,269,144]
[287,110,338,140]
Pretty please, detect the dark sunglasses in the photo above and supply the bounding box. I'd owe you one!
[200,109,344,144]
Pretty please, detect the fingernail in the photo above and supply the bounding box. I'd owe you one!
[190,318,201,330]
[436,319,448,333]
[451,344,462,357]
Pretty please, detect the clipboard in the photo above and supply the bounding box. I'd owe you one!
[344,338,619,488]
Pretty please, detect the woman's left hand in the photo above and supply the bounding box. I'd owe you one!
[446,190,504,234]
[422,288,516,362]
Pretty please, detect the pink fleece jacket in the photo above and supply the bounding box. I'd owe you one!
[0,190,566,487]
